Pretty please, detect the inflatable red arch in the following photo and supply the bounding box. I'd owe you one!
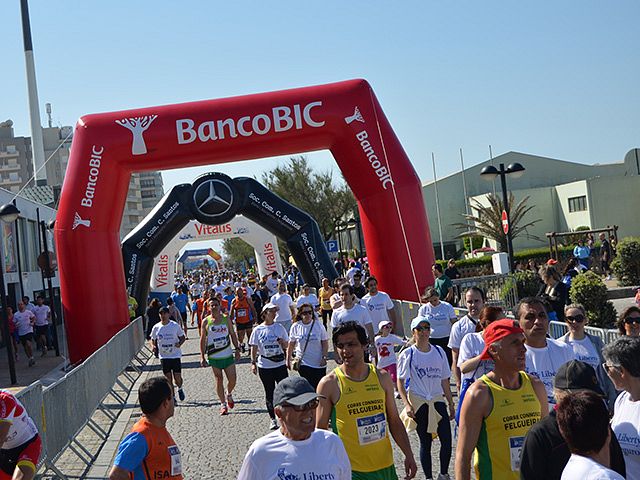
[55,79,435,362]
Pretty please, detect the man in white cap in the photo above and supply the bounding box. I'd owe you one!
[238,376,351,480]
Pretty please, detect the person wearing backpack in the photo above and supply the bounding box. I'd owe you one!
[397,315,455,480]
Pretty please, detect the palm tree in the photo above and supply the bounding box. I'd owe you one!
[452,192,542,252]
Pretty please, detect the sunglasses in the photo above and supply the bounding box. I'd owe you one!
[624,317,640,325]
[281,399,319,411]
[413,324,430,331]
[566,314,585,323]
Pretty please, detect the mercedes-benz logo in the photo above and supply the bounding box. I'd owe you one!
[192,179,234,217]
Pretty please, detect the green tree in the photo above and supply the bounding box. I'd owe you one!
[452,192,542,253]
[222,237,255,269]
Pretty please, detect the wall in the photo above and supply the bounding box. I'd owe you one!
[588,176,640,238]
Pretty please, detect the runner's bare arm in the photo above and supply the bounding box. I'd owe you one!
[455,380,491,480]
[530,376,549,418]
[379,369,417,479]
[199,321,208,365]
[459,353,483,374]
[108,466,131,480]
[0,420,11,446]
[315,372,339,430]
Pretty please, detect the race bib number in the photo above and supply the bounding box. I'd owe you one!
[212,336,229,350]
[237,308,248,317]
[322,298,330,305]
[264,343,281,357]
[356,413,387,445]
[509,436,524,471]
[168,445,182,475]
[160,343,174,355]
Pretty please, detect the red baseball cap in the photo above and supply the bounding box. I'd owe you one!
[479,319,524,360]
[546,258,558,265]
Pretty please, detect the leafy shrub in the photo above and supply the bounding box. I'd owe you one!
[611,237,640,286]
[501,270,541,304]
[569,271,617,328]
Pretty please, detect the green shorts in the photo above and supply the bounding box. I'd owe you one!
[208,356,234,370]
[353,465,398,480]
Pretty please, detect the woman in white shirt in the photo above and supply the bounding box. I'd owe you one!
[603,336,640,480]
[397,315,454,480]
[418,287,457,367]
[558,303,617,410]
[287,303,329,389]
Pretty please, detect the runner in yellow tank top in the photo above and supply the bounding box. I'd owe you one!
[316,321,417,480]
[455,319,548,480]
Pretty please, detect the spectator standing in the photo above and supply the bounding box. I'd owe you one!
[537,264,570,321]
[237,376,351,480]
[145,298,161,340]
[397,316,454,480]
[573,239,591,269]
[556,390,625,480]
[518,297,575,407]
[520,360,626,480]
[448,287,485,391]
[109,377,183,480]
[455,319,547,480]
[616,306,640,337]
[603,336,640,479]
[558,304,617,410]
[599,232,612,280]
[443,258,461,280]
[432,264,454,303]
[418,287,457,367]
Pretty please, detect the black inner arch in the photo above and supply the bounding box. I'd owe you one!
[121,172,338,314]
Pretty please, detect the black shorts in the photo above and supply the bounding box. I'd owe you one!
[160,358,182,374]
[180,311,187,322]
[19,333,34,345]
[236,321,254,331]
[35,325,49,337]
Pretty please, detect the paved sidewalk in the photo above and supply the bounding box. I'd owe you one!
[102,327,458,479]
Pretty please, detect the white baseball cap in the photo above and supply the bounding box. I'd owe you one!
[378,320,393,332]
[261,302,279,313]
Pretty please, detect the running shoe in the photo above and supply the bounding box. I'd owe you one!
[178,388,185,401]
[269,418,278,430]
[240,343,246,354]
[437,474,451,480]
[226,391,235,409]
[220,404,228,416]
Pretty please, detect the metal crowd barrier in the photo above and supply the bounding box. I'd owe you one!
[16,317,149,479]
[452,274,517,311]
[549,320,620,342]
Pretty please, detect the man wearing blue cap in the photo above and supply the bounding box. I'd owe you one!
[238,376,350,480]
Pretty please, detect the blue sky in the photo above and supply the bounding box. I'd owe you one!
[2,1,638,193]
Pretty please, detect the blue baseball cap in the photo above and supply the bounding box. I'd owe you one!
[411,314,434,330]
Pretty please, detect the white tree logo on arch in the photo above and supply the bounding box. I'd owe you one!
[150,215,282,295]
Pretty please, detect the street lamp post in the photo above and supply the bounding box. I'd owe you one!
[479,162,525,271]
[0,203,21,384]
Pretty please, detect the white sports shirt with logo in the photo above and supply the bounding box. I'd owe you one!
[0,390,39,449]
[361,291,394,324]
[238,429,351,480]
[150,320,185,359]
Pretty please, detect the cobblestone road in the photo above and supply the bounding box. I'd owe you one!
[153,331,458,479]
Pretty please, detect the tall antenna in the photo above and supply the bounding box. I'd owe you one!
[46,103,52,128]
[20,0,47,186]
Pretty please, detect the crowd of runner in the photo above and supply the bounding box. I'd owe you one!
[3,260,640,480]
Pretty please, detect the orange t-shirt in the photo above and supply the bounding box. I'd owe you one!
[130,417,183,479]
[232,297,251,324]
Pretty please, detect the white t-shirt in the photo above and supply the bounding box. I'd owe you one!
[289,320,329,368]
[374,334,405,369]
[447,315,478,350]
[361,292,394,324]
[266,278,279,295]
[213,284,225,294]
[561,454,625,480]
[346,267,360,285]
[238,429,351,480]
[565,336,601,371]
[190,282,204,296]
[417,301,456,339]
[330,304,373,330]
[13,310,35,336]
[397,345,450,400]
[32,304,51,326]
[524,338,576,406]
[296,294,319,308]
[611,390,640,480]
[457,332,495,382]
[270,293,294,323]
[150,321,185,359]
[249,323,289,369]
